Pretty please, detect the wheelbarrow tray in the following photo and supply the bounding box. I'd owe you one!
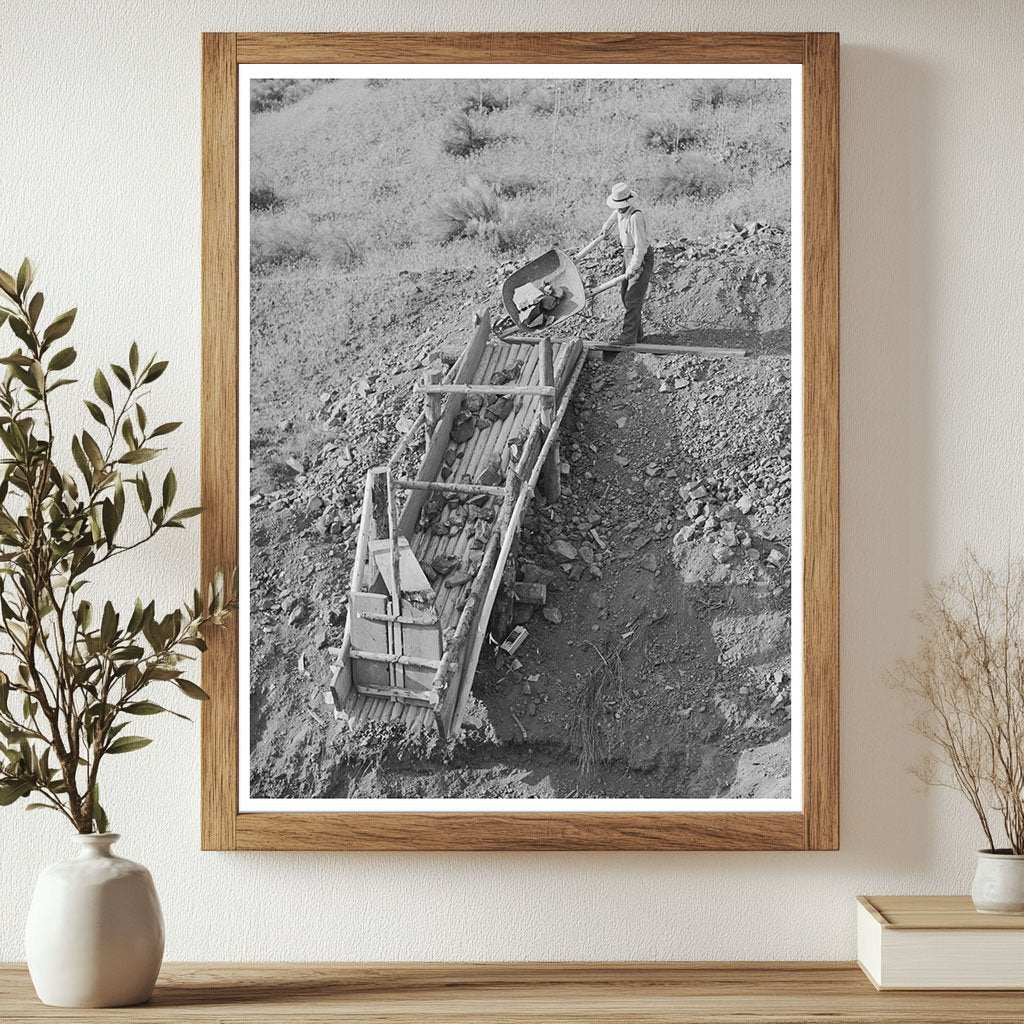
[501,248,586,330]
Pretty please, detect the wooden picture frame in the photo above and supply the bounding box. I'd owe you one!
[201,32,838,851]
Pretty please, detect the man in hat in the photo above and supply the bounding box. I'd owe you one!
[582,181,654,353]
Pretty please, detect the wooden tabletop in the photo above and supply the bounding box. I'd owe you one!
[3,962,1024,1022]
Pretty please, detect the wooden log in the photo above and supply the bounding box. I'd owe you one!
[354,684,439,707]
[394,478,505,498]
[585,341,747,358]
[396,309,490,537]
[539,335,560,502]
[387,410,426,469]
[422,368,442,444]
[414,383,556,398]
[449,344,587,735]
[356,611,440,626]
[349,648,443,671]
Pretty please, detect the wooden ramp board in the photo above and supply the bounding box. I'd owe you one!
[349,592,391,691]
[369,538,432,596]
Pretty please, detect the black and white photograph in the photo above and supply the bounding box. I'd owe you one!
[242,66,800,807]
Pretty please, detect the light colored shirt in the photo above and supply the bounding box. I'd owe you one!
[601,208,650,276]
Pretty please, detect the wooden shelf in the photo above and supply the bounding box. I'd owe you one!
[3,962,1024,1022]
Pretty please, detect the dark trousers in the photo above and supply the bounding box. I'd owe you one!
[618,247,653,346]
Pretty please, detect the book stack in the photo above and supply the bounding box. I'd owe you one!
[857,895,1024,989]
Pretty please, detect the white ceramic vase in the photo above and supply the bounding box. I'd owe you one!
[971,850,1024,914]
[25,833,164,1007]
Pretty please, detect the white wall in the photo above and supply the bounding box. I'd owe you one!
[1,0,1022,961]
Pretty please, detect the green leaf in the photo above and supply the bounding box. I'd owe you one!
[110,363,131,389]
[169,507,203,524]
[26,803,61,813]
[16,258,34,298]
[142,360,168,383]
[136,473,152,513]
[175,679,210,701]
[83,400,106,427]
[121,418,137,449]
[91,785,108,834]
[150,421,181,438]
[81,431,105,471]
[118,448,157,465]
[8,316,31,344]
[129,342,139,375]
[42,308,77,343]
[27,291,43,328]
[0,779,33,805]
[105,735,152,755]
[93,369,113,408]
[48,346,77,371]
[162,468,176,508]
[0,269,18,300]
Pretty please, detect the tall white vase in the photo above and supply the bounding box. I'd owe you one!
[25,833,164,1007]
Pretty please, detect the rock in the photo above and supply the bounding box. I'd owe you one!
[445,569,475,587]
[767,548,785,567]
[288,604,306,626]
[713,545,733,564]
[736,494,755,514]
[431,553,461,576]
[550,539,578,562]
[542,606,563,624]
[451,413,476,444]
[639,553,659,572]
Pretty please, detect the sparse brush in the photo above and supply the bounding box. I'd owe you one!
[458,83,511,113]
[251,210,361,270]
[525,87,556,114]
[689,80,756,112]
[895,552,1024,853]
[441,113,499,157]
[250,78,324,114]
[427,177,502,244]
[651,152,730,202]
[489,173,537,198]
[250,169,283,212]
[641,117,705,154]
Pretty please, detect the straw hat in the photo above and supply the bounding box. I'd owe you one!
[606,181,638,210]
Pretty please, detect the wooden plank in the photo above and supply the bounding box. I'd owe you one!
[199,31,238,853]
[236,31,809,64]
[802,32,841,853]
[9,961,1024,1023]
[350,648,442,671]
[348,593,391,690]
[369,538,432,597]
[354,684,439,707]
[399,597,443,694]
[395,478,505,498]
[396,310,490,537]
[415,383,555,397]
[585,341,747,357]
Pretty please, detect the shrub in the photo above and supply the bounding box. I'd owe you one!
[640,118,705,154]
[489,173,537,198]
[525,87,555,114]
[427,177,502,243]
[250,79,324,114]
[442,113,499,157]
[651,152,729,202]
[458,84,510,113]
[251,210,360,270]
[250,169,283,212]
[689,80,756,112]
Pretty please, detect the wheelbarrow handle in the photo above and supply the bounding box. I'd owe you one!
[589,274,628,297]
[573,238,602,261]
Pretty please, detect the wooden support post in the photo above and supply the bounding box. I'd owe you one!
[423,368,442,444]
[384,469,403,691]
[414,383,555,398]
[539,335,560,502]
[394,478,505,499]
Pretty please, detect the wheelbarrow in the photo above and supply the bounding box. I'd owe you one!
[498,243,627,335]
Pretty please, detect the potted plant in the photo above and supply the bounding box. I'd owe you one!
[896,552,1024,913]
[0,260,235,1006]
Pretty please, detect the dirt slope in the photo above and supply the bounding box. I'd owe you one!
[248,224,792,800]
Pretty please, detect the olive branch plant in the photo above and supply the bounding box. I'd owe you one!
[0,259,235,834]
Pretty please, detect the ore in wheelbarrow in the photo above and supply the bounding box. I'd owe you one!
[500,248,626,333]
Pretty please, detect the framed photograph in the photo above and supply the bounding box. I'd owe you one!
[201,32,838,850]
